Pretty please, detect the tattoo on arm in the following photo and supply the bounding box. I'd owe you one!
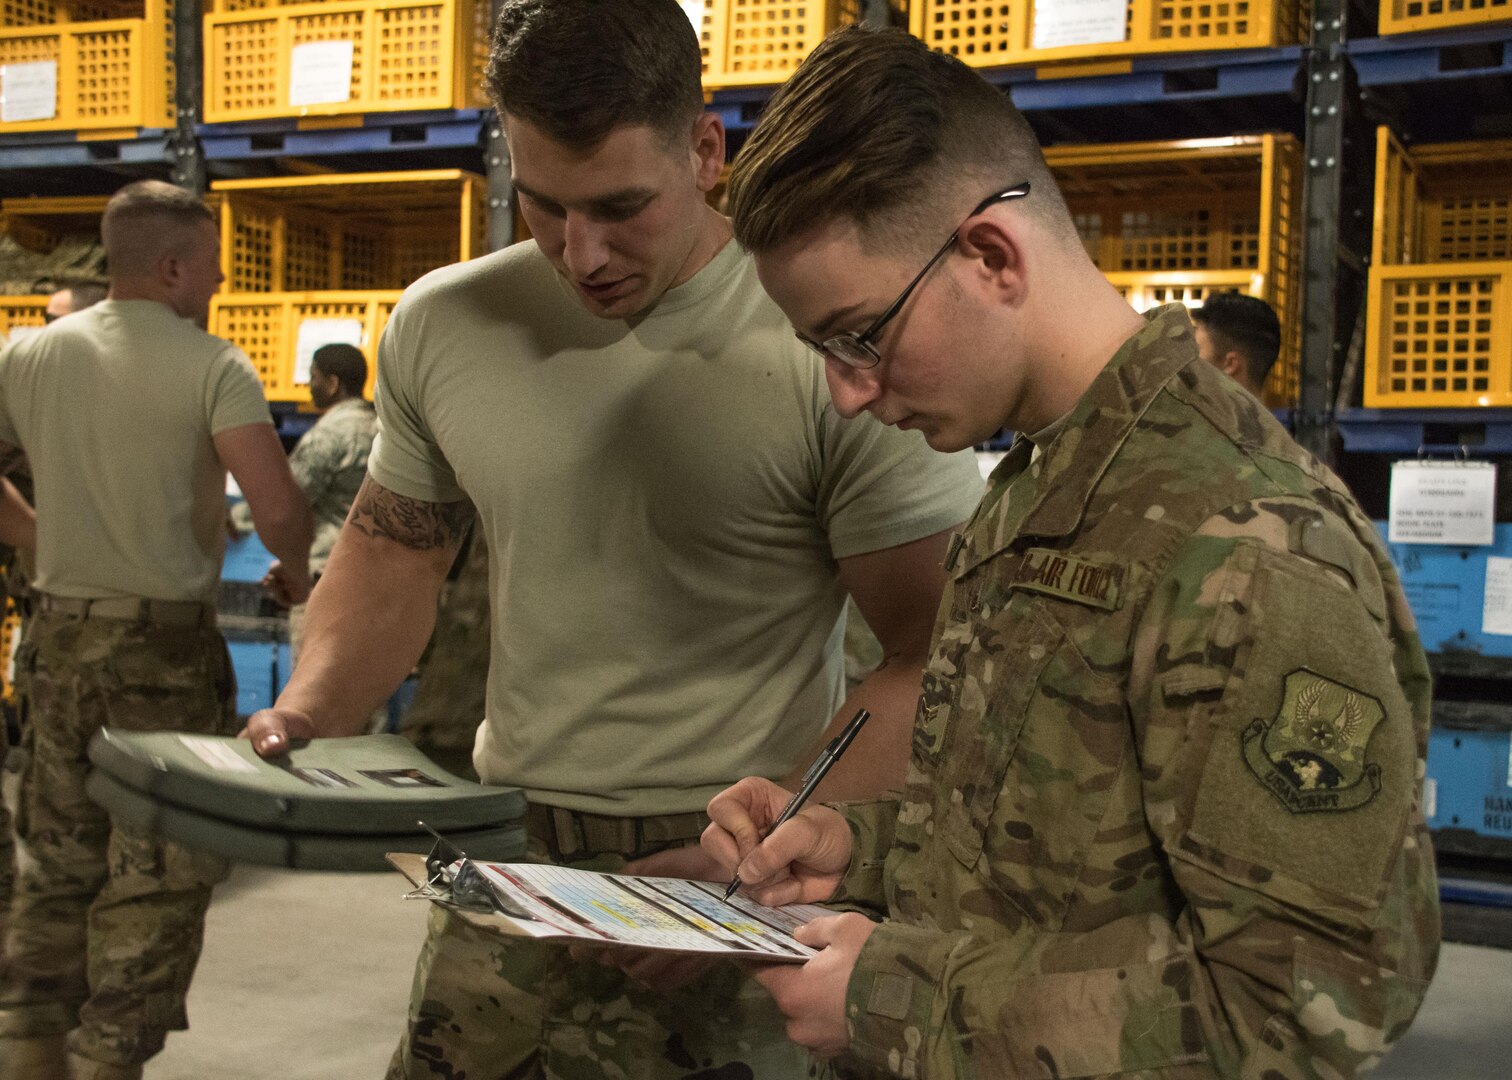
[346,478,474,551]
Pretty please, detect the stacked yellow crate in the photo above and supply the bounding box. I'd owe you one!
[912,0,1309,71]
[208,169,486,403]
[0,0,173,135]
[1380,0,1511,35]
[1045,135,1305,406]
[1365,128,1512,407]
[0,193,109,340]
[202,0,491,123]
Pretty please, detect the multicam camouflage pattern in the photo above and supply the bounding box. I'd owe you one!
[288,397,379,575]
[833,306,1439,1079]
[0,610,235,1068]
[387,826,818,1080]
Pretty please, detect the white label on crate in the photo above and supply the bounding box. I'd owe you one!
[0,61,58,123]
[293,319,365,385]
[1031,0,1129,51]
[1388,460,1496,546]
[178,735,258,774]
[288,40,355,107]
[679,0,706,33]
[1484,557,1512,637]
[1423,776,1437,821]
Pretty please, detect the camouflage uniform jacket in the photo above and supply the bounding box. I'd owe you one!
[288,397,378,575]
[833,306,1439,1079]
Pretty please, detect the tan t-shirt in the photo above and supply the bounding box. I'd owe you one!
[370,239,984,816]
[0,299,272,602]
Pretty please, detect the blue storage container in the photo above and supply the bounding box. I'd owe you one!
[1375,522,1512,658]
[1426,725,1512,845]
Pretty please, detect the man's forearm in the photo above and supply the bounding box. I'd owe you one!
[256,502,315,579]
[785,650,926,802]
[0,478,35,552]
[273,480,471,735]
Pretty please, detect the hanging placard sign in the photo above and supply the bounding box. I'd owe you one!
[293,319,365,385]
[1031,0,1129,51]
[289,40,355,107]
[1388,460,1496,547]
[1,61,58,123]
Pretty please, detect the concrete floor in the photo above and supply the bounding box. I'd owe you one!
[142,865,1512,1079]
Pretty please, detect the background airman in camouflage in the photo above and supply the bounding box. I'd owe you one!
[704,27,1438,1079]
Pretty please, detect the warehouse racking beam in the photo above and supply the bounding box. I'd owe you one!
[197,110,490,161]
[1350,23,1512,86]
[1336,408,1512,454]
[171,0,206,194]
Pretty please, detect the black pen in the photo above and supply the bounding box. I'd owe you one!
[722,707,871,904]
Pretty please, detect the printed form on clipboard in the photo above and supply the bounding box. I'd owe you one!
[389,851,830,962]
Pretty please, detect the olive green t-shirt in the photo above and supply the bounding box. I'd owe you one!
[0,299,272,602]
[369,240,984,816]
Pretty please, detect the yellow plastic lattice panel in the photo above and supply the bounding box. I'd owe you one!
[709,0,862,89]
[1365,268,1511,407]
[0,0,171,133]
[0,298,46,340]
[203,0,487,123]
[210,292,399,402]
[0,603,20,705]
[1381,0,1512,36]
[1048,134,1304,406]
[911,0,1307,68]
[215,169,484,293]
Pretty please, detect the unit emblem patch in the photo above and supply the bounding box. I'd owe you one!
[1242,669,1385,813]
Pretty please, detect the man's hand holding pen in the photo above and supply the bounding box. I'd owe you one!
[701,775,874,1058]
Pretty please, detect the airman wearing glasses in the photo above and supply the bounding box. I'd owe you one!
[700,26,1439,1079]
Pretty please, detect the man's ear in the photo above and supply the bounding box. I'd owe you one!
[1221,351,1246,380]
[955,217,1025,302]
[691,113,726,193]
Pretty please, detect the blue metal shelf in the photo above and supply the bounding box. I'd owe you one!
[713,45,1305,136]
[0,128,171,170]
[197,109,488,160]
[1350,24,1512,86]
[990,45,1306,111]
[1336,408,1512,454]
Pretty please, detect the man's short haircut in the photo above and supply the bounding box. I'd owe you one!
[1193,292,1282,389]
[729,26,1075,256]
[65,281,108,311]
[486,0,703,150]
[100,180,216,280]
[311,343,368,397]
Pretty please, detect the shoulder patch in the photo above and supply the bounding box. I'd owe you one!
[1242,669,1385,813]
[1011,548,1124,611]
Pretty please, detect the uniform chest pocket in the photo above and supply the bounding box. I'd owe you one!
[934,600,1063,869]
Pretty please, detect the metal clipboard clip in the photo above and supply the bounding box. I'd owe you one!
[403,821,538,921]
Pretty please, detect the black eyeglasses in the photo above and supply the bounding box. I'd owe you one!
[796,182,1032,370]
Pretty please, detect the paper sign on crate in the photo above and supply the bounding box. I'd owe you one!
[1388,460,1496,547]
[1483,556,1512,638]
[289,41,355,108]
[1032,0,1129,51]
[294,319,365,385]
[1,61,58,123]
[678,0,705,31]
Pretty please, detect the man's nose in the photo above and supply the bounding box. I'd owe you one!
[824,357,883,419]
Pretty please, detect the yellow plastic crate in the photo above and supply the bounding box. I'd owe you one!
[0,0,173,134]
[1046,134,1304,406]
[1380,0,1511,36]
[912,0,1308,70]
[705,0,863,90]
[0,296,46,341]
[202,0,489,123]
[209,291,397,402]
[0,600,20,704]
[211,169,483,402]
[1365,128,1512,408]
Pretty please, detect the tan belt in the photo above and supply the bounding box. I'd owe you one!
[36,593,212,628]
[525,802,710,861]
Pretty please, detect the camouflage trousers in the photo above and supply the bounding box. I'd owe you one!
[386,814,819,1080]
[0,608,236,1067]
